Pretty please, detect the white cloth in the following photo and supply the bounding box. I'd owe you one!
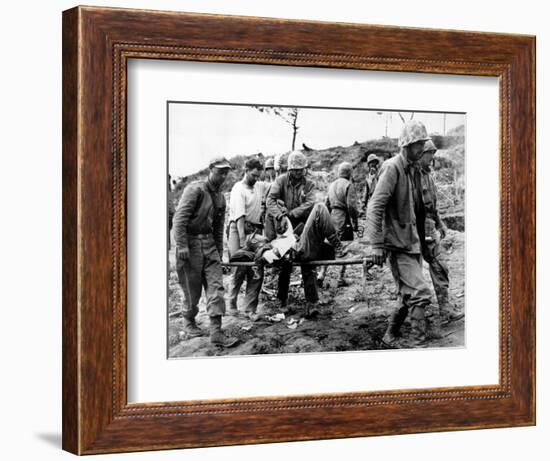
[261,218,296,263]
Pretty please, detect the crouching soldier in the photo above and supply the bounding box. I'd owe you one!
[172,156,236,347]
[366,120,442,345]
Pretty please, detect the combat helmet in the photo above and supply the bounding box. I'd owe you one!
[423,139,437,153]
[287,151,308,170]
[338,161,353,177]
[274,152,289,172]
[367,154,380,165]
[398,120,431,147]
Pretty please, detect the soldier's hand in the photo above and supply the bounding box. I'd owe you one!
[177,247,190,262]
[439,225,447,240]
[372,248,387,266]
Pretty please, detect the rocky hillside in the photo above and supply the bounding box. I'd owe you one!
[171,126,466,229]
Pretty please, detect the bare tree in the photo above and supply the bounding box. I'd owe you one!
[397,111,415,123]
[253,106,300,150]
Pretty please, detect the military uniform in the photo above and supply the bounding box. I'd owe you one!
[294,203,340,263]
[268,203,341,306]
[421,164,451,313]
[363,154,381,211]
[326,176,359,241]
[367,120,439,343]
[266,170,317,305]
[172,178,226,321]
[363,172,379,211]
[318,164,358,286]
[168,184,176,249]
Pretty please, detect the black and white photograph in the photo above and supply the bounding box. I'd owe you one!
[167,102,466,358]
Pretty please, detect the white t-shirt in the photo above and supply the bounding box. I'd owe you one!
[228,178,268,225]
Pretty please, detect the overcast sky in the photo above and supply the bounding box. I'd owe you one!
[168,103,465,177]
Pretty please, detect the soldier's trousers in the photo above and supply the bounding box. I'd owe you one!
[176,234,225,319]
[264,213,277,241]
[278,203,337,304]
[388,251,434,332]
[227,222,264,313]
[424,240,450,306]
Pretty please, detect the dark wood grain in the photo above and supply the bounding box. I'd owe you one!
[62,7,79,454]
[62,5,536,455]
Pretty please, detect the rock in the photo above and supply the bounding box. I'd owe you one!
[442,214,465,232]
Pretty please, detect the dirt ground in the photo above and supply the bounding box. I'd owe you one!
[168,224,465,358]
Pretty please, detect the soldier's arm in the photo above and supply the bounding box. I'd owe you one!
[431,177,447,237]
[213,196,226,256]
[363,182,370,210]
[288,182,315,220]
[266,177,286,220]
[366,163,397,249]
[167,191,176,229]
[229,184,247,247]
[347,183,359,229]
[230,184,247,224]
[236,217,246,247]
[260,182,271,224]
[172,184,200,251]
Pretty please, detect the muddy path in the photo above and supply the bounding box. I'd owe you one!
[168,228,465,358]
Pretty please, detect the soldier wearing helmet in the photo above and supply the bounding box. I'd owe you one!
[318,161,359,287]
[363,153,381,212]
[266,151,312,242]
[419,140,458,322]
[264,157,276,183]
[366,120,442,345]
[266,150,341,315]
[273,152,289,174]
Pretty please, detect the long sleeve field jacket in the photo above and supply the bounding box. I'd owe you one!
[173,179,226,254]
[366,152,422,254]
[266,173,315,226]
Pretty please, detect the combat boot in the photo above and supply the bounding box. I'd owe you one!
[382,327,399,346]
[436,288,454,320]
[425,305,444,339]
[382,308,407,345]
[182,317,204,338]
[409,307,428,344]
[304,301,320,318]
[337,278,349,287]
[209,315,239,347]
[410,317,427,344]
[437,290,462,322]
[277,298,295,315]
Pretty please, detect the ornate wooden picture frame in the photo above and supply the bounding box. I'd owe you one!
[62,6,535,455]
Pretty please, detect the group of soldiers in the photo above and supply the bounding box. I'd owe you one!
[171,119,454,348]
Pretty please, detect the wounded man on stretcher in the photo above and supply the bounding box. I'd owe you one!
[229,203,347,265]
